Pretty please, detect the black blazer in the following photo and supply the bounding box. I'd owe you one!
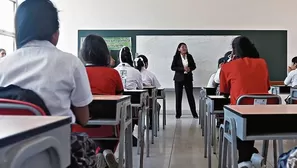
[171,54,196,82]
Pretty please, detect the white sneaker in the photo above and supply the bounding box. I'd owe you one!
[238,161,253,168]
[238,161,252,168]
[251,153,265,168]
[96,153,107,168]
[103,149,119,168]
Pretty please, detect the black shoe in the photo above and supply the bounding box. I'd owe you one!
[132,136,138,147]
[193,116,198,119]
[148,125,152,130]
[176,116,181,119]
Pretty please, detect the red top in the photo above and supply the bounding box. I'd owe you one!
[86,66,123,95]
[220,57,270,105]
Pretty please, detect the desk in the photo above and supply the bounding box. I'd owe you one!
[204,95,230,168]
[0,116,71,168]
[124,90,150,160]
[157,88,166,130]
[271,85,291,95]
[143,86,158,143]
[89,95,133,168]
[220,105,297,168]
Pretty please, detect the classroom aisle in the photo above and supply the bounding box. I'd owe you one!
[132,115,297,168]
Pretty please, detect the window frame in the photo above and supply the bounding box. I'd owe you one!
[0,0,17,51]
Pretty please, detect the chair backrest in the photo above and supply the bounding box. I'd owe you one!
[290,88,297,104]
[0,98,46,116]
[236,94,282,105]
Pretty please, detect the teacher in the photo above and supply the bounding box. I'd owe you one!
[171,42,198,119]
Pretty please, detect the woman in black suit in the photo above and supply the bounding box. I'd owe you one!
[171,42,198,119]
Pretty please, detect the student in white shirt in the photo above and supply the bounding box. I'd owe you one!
[115,46,143,90]
[284,56,297,87]
[135,55,161,129]
[207,56,229,88]
[214,51,232,84]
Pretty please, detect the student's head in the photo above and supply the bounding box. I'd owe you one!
[138,55,149,69]
[291,57,297,69]
[224,51,232,59]
[0,49,6,57]
[134,56,145,72]
[119,46,133,67]
[15,0,60,49]
[80,34,110,66]
[175,43,188,56]
[218,57,227,68]
[231,36,260,59]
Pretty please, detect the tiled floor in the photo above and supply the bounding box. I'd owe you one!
[131,114,297,168]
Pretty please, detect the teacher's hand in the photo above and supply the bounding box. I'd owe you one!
[184,67,190,73]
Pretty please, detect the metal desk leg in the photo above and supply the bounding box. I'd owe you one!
[137,109,142,155]
[204,104,208,158]
[146,107,150,157]
[119,106,126,168]
[273,140,277,168]
[151,104,155,144]
[157,101,160,132]
[225,117,238,168]
[199,99,201,125]
[201,99,205,136]
[125,104,133,168]
[163,97,166,129]
[153,97,157,137]
[262,140,269,165]
[207,105,212,168]
[218,124,224,168]
[278,140,284,154]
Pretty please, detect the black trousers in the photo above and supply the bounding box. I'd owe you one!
[237,139,258,162]
[174,75,198,118]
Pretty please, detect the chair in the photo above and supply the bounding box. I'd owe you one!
[290,88,297,104]
[0,98,47,116]
[218,94,282,168]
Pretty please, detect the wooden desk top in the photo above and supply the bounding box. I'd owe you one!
[225,105,297,115]
[93,95,130,101]
[0,116,71,148]
[208,95,230,99]
[143,86,156,89]
[124,90,147,93]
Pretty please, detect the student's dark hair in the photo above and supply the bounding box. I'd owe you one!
[218,57,227,68]
[119,46,133,67]
[134,56,145,72]
[138,55,148,65]
[174,42,189,56]
[224,51,232,58]
[0,49,5,52]
[80,34,110,66]
[232,36,260,59]
[292,57,297,64]
[15,0,59,48]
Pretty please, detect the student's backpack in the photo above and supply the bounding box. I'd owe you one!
[278,147,297,168]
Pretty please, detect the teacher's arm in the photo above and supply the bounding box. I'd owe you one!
[171,55,184,72]
[188,54,196,71]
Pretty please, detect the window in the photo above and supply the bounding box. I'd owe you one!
[0,0,16,54]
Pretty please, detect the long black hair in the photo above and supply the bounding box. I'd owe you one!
[232,36,260,59]
[134,56,145,72]
[80,34,110,66]
[174,42,189,56]
[119,46,133,67]
[15,0,59,48]
[138,55,148,67]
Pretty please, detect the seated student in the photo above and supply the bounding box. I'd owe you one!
[115,46,143,90]
[284,56,297,87]
[115,46,143,146]
[81,34,124,168]
[213,51,232,84]
[0,48,6,58]
[220,36,270,168]
[207,56,228,88]
[0,0,103,167]
[135,55,161,129]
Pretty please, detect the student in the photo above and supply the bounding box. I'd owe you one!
[220,36,269,168]
[284,56,297,87]
[81,34,124,168]
[115,46,143,146]
[207,56,228,88]
[0,49,6,57]
[134,54,161,129]
[213,51,232,84]
[0,0,104,167]
[115,46,143,90]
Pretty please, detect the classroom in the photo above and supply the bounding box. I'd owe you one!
[1,0,297,168]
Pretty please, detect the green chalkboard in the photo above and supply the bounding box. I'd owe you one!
[78,30,287,81]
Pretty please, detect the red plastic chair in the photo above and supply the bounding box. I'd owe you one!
[0,98,47,116]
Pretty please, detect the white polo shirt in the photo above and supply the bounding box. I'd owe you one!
[115,63,143,90]
[284,69,297,87]
[0,40,93,123]
[207,73,216,88]
[140,68,161,88]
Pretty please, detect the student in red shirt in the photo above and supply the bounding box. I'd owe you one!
[220,36,270,167]
[81,34,124,168]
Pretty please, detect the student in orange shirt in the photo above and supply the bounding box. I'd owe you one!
[220,36,270,168]
[81,34,124,168]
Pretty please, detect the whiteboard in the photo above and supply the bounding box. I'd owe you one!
[136,35,238,88]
